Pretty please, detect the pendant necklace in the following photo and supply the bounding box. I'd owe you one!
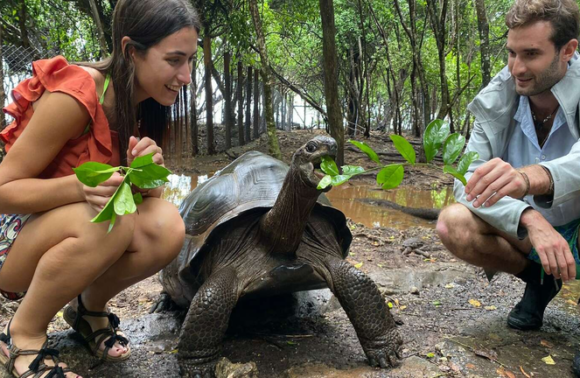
[531,106,558,147]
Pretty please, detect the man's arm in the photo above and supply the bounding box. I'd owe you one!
[536,138,580,208]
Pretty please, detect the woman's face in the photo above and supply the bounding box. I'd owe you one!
[133,27,198,106]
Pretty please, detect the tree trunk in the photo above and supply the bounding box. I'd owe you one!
[88,0,109,57]
[224,50,232,149]
[19,0,30,48]
[237,60,244,146]
[253,69,260,139]
[319,0,345,166]
[0,26,6,130]
[249,0,282,159]
[190,54,199,156]
[245,66,252,142]
[287,93,294,131]
[474,0,491,88]
[203,34,215,154]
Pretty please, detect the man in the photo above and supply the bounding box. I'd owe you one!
[436,0,580,373]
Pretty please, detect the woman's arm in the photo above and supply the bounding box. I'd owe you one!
[0,91,89,214]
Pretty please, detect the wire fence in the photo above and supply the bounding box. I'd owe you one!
[1,43,58,129]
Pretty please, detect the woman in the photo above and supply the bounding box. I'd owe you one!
[0,0,200,376]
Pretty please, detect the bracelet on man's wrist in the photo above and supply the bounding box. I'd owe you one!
[517,169,530,198]
[539,165,554,195]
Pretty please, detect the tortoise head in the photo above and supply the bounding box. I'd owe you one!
[291,135,338,191]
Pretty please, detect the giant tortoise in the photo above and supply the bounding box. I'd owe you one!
[158,136,403,377]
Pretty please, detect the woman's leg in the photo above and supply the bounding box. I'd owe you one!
[0,202,135,377]
[73,198,184,345]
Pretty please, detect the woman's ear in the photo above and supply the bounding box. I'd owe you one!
[121,36,134,58]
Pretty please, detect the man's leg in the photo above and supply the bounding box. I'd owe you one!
[436,203,560,330]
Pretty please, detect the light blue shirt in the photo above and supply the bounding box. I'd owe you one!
[503,95,580,226]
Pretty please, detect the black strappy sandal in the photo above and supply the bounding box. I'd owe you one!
[62,295,130,362]
[0,320,75,378]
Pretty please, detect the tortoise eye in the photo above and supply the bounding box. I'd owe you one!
[306,143,317,153]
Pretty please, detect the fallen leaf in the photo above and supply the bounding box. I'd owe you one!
[354,262,363,269]
[474,349,498,361]
[466,363,476,369]
[445,284,454,289]
[542,355,556,365]
[520,365,531,378]
[399,305,407,310]
[449,362,461,372]
[484,305,497,311]
[377,264,383,268]
[566,299,577,306]
[394,299,400,307]
[168,349,178,354]
[56,311,64,318]
[469,299,482,308]
[286,341,297,345]
[432,300,442,307]
[496,367,516,378]
[426,352,435,358]
[349,252,356,256]
[540,340,554,348]
[387,302,393,308]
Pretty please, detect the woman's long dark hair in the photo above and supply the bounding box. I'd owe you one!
[81,0,201,164]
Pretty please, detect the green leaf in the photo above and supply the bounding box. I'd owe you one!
[317,175,332,190]
[424,120,450,163]
[390,134,416,165]
[130,153,155,168]
[114,182,137,216]
[342,165,365,176]
[457,151,479,175]
[129,164,172,189]
[107,212,117,234]
[91,198,115,223]
[443,165,467,185]
[377,165,404,190]
[432,300,442,307]
[321,156,339,176]
[348,140,380,164]
[426,353,435,358]
[331,175,351,186]
[73,162,119,187]
[442,133,466,165]
[133,192,144,205]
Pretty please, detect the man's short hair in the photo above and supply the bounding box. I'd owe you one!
[506,0,580,51]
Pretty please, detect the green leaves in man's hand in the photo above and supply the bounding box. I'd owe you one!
[74,153,172,232]
[442,133,466,165]
[317,156,365,190]
[424,119,450,163]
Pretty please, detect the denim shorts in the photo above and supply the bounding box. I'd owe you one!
[528,218,580,277]
[0,214,31,300]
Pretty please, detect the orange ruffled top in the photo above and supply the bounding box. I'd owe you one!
[1,56,120,179]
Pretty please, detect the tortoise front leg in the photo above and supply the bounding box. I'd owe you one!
[323,257,403,368]
[177,267,239,378]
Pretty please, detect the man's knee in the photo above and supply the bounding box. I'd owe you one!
[436,204,478,256]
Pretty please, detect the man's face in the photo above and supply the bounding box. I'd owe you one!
[507,21,567,96]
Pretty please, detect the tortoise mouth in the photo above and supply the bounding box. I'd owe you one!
[303,157,333,192]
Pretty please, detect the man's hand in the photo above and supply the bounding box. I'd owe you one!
[465,158,527,207]
[521,209,576,281]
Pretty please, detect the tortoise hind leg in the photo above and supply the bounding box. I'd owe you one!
[322,257,403,368]
[177,267,239,378]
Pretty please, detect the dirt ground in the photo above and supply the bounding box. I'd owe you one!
[1,129,579,378]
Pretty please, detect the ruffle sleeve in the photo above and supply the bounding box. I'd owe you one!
[1,56,115,176]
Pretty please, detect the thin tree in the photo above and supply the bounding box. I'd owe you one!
[224,50,233,149]
[203,31,215,154]
[88,0,109,57]
[190,54,199,156]
[249,0,282,159]
[253,69,259,139]
[237,59,244,146]
[245,66,252,142]
[474,0,491,87]
[319,0,345,166]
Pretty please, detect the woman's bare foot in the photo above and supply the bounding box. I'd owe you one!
[69,297,129,357]
[0,324,81,378]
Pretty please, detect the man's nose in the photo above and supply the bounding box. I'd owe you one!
[511,55,527,77]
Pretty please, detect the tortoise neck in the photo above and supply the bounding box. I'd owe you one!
[260,167,319,255]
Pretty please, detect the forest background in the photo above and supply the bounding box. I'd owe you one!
[1,0,515,167]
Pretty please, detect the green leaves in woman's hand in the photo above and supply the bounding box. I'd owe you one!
[73,153,172,232]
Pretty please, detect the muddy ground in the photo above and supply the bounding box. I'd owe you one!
[1,130,579,378]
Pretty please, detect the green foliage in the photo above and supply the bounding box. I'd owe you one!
[73,153,171,232]
[317,120,479,191]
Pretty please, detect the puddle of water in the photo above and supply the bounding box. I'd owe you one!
[162,174,454,229]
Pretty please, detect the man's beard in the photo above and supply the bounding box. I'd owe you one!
[515,54,564,96]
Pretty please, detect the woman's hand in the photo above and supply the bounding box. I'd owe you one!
[127,136,164,166]
[127,136,165,198]
[82,172,125,212]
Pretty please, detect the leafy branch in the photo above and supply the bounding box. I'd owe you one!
[317,119,479,190]
[73,153,171,232]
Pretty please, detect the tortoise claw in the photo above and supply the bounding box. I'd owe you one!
[379,356,389,368]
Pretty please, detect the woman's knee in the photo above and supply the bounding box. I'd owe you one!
[134,198,185,262]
